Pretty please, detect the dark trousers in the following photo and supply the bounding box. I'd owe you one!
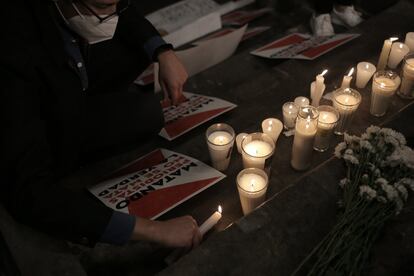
[81,86,164,163]
[314,0,355,14]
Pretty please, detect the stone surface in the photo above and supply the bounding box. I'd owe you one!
[1,1,414,276]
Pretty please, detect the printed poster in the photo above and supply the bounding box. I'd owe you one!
[89,149,225,220]
[160,92,237,141]
[251,33,360,60]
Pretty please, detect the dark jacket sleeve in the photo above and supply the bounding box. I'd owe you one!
[116,1,166,61]
[0,63,113,245]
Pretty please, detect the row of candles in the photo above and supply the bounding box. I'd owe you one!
[200,32,414,232]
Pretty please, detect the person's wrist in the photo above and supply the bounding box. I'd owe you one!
[157,48,174,62]
[154,44,174,62]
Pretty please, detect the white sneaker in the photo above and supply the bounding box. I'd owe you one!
[331,5,363,28]
[310,13,335,37]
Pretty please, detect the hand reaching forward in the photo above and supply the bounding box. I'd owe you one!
[132,216,202,249]
[158,50,188,106]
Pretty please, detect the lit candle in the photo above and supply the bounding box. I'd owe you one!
[314,106,339,152]
[356,62,376,88]
[282,102,299,130]
[341,67,354,89]
[388,42,410,69]
[241,133,275,173]
[370,71,401,117]
[311,69,328,107]
[398,55,414,99]
[294,96,310,108]
[199,205,223,235]
[333,88,362,135]
[405,32,414,52]
[291,106,319,171]
[377,37,398,71]
[236,133,248,154]
[206,123,235,171]
[261,118,283,143]
[236,168,268,215]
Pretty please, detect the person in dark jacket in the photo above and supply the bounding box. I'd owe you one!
[0,0,202,249]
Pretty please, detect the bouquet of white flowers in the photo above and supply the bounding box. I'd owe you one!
[294,126,414,276]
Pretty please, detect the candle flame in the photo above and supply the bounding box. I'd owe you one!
[365,64,369,70]
[288,111,292,115]
[267,126,272,132]
[323,113,328,120]
[390,37,398,42]
[289,104,293,109]
[399,43,404,49]
[380,82,386,88]
[320,69,328,77]
[269,120,273,126]
[347,67,354,77]
[219,136,224,143]
[218,205,222,213]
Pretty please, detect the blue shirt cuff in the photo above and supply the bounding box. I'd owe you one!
[143,36,170,61]
[99,211,136,245]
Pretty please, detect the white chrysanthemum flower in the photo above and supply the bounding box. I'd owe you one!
[380,128,406,146]
[374,169,381,178]
[367,125,380,134]
[376,178,388,186]
[344,153,359,165]
[400,178,414,192]
[395,184,408,201]
[384,135,400,148]
[385,146,414,168]
[339,178,349,188]
[381,183,399,201]
[334,142,347,158]
[360,140,374,152]
[377,196,387,204]
[359,185,377,200]
[401,146,414,169]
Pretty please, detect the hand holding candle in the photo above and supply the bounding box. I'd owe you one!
[199,205,223,235]
[341,67,354,89]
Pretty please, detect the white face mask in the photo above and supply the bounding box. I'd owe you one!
[56,2,119,44]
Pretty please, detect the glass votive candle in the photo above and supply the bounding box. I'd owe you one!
[388,42,410,69]
[241,133,275,174]
[237,168,269,215]
[282,102,299,130]
[236,133,248,154]
[261,118,283,143]
[294,96,310,108]
[356,62,376,89]
[291,106,319,171]
[370,71,401,117]
[398,53,414,99]
[405,32,414,52]
[206,123,235,171]
[314,105,339,152]
[333,88,362,135]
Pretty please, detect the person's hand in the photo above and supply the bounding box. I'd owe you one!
[133,216,202,249]
[157,49,188,106]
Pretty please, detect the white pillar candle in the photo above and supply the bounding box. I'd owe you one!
[236,133,248,154]
[333,88,362,135]
[398,55,414,99]
[291,106,319,171]
[206,124,235,171]
[377,37,398,71]
[356,62,376,88]
[370,71,401,117]
[341,67,354,89]
[261,118,283,143]
[236,168,268,215]
[314,106,339,152]
[388,42,410,69]
[282,102,299,130]
[311,69,328,107]
[294,96,310,108]
[241,133,275,172]
[404,32,414,52]
[199,205,223,235]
